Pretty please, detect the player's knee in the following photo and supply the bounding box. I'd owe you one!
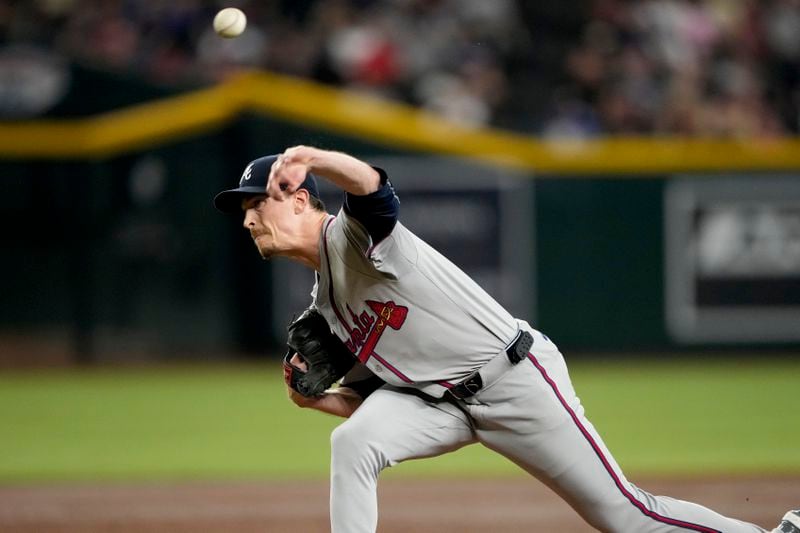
[330,420,388,472]
[577,499,644,533]
[331,420,367,460]
[580,513,617,533]
[330,421,352,453]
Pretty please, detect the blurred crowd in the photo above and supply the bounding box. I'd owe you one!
[546,0,800,138]
[0,0,798,137]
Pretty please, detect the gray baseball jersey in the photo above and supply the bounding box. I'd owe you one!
[313,208,519,398]
[312,176,771,533]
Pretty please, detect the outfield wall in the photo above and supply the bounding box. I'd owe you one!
[1,67,799,360]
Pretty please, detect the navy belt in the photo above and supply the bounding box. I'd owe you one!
[448,330,534,400]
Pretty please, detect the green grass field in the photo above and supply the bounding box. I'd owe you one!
[0,357,797,484]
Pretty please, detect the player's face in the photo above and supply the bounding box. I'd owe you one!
[241,194,298,259]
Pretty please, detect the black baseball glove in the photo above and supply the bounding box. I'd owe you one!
[283,309,357,397]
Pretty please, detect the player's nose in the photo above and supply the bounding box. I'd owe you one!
[242,209,257,229]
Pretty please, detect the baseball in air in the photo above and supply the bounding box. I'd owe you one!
[213,7,247,38]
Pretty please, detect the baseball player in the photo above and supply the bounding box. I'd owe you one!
[214,146,798,533]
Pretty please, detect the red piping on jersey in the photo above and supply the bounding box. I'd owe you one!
[322,216,353,330]
[322,216,412,385]
[526,352,722,533]
[369,351,412,383]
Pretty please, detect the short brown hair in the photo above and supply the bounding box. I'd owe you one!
[309,195,326,212]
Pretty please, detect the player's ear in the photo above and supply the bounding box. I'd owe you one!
[293,188,310,214]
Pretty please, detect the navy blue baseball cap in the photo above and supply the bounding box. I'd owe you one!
[213,154,321,213]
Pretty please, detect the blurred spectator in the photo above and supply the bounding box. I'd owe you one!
[547,0,797,137]
[0,0,797,136]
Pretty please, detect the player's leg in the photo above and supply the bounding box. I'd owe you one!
[329,385,475,533]
[470,332,767,533]
[775,510,800,533]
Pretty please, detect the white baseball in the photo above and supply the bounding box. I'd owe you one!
[213,7,247,38]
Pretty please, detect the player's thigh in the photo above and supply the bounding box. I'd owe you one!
[472,349,635,526]
[332,386,476,465]
[471,356,590,478]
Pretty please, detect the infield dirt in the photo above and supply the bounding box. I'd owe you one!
[0,475,797,532]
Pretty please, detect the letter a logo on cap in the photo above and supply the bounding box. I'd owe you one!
[240,163,254,185]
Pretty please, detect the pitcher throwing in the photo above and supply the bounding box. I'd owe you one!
[214,145,798,533]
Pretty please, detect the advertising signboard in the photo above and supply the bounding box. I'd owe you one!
[665,177,800,342]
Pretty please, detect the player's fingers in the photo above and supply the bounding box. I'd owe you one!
[272,162,308,200]
[267,159,290,201]
[290,352,308,371]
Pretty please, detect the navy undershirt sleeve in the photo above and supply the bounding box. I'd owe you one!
[343,167,399,244]
[343,375,386,399]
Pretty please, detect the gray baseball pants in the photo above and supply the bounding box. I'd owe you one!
[330,330,767,533]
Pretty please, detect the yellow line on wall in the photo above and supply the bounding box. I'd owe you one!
[1,70,800,174]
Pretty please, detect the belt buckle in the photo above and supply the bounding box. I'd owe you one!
[451,371,483,399]
[462,373,482,395]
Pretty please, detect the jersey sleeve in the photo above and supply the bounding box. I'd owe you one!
[327,168,415,279]
[342,167,399,245]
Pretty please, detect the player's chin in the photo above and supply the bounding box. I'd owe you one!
[256,245,274,260]
[253,239,272,260]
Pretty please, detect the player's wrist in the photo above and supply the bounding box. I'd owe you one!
[284,145,318,169]
[287,387,324,408]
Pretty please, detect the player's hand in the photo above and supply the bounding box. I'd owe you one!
[285,352,318,407]
[267,146,314,201]
[286,352,308,373]
[287,385,320,408]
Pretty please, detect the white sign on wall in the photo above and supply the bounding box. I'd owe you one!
[665,177,800,343]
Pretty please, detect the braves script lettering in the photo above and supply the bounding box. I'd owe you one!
[344,300,408,362]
